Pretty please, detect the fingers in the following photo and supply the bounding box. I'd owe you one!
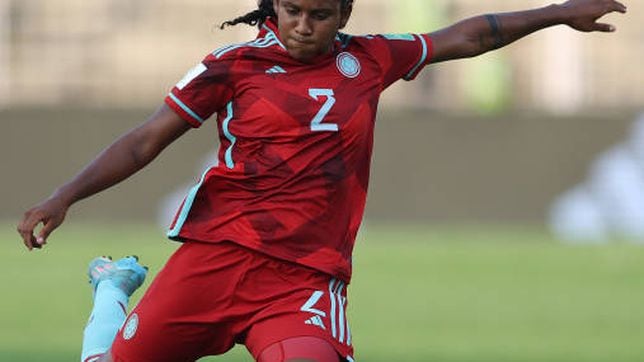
[17,209,61,251]
[594,22,616,32]
[37,213,65,247]
[611,0,628,14]
[37,219,58,247]
[592,0,627,33]
[17,211,42,251]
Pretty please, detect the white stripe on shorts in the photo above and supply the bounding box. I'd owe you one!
[328,278,338,339]
[337,282,346,344]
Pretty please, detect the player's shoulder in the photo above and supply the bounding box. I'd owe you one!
[338,32,371,50]
[340,32,422,52]
[350,33,423,44]
[335,33,376,58]
[205,30,284,64]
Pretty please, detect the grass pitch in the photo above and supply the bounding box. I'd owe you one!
[2,223,643,361]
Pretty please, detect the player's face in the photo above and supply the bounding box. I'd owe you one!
[273,0,352,62]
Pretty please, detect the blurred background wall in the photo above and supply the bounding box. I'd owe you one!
[1,0,642,226]
[1,0,641,111]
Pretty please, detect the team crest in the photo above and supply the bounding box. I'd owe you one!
[336,52,361,79]
[123,313,139,340]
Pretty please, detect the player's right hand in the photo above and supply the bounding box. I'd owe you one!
[17,196,69,251]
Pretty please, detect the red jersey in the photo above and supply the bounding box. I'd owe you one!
[165,19,433,282]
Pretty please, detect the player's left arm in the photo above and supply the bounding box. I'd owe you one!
[428,0,627,64]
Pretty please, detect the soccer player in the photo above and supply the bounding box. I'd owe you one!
[17,0,626,361]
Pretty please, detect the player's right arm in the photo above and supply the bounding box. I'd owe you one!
[17,104,191,251]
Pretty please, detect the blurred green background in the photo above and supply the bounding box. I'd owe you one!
[3,224,644,361]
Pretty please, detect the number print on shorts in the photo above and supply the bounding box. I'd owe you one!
[300,279,352,346]
[301,291,327,317]
[309,88,338,132]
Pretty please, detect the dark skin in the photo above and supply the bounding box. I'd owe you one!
[429,0,627,63]
[17,0,626,360]
[17,105,191,251]
[272,0,352,62]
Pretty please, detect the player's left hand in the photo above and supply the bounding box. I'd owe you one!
[561,0,627,32]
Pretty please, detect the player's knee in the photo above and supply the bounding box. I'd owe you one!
[258,336,340,362]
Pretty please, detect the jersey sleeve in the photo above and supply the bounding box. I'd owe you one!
[364,33,433,90]
[165,53,235,128]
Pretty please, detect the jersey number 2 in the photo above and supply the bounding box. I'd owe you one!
[309,88,338,132]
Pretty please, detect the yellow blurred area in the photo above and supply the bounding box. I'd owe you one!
[0,0,641,112]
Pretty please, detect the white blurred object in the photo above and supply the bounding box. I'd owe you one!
[549,112,644,244]
[588,145,644,242]
[627,113,644,165]
[537,27,583,114]
[549,184,609,244]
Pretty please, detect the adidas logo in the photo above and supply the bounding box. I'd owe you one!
[305,315,327,330]
[266,65,287,74]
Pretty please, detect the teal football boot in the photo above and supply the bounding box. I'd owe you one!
[88,255,148,297]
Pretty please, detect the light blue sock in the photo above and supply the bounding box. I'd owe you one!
[81,282,129,362]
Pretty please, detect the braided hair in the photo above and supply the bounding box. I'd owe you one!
[220,0,354,29]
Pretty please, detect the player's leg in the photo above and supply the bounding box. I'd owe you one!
[109,241,252,361]
[81,256,148,362]
[257,336,340,362]
[242,252,354,362]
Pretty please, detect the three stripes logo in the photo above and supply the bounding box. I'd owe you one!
[266,65,287,75]
[305,315,327,330]
[300,279,351,346]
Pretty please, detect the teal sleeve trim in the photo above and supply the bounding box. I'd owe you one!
[383,33,415,41]
[168,93,205,124]
[404,34,428,81]
[222,101,236,169]
[167,168,211,239]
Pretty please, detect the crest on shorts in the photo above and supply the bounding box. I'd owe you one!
[123,313,139,340]
[336,52,361,79]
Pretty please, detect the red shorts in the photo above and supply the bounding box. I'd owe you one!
[111,240,354,361]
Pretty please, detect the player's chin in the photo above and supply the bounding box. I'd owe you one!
[288,50,313,63]
[286,44,322,62]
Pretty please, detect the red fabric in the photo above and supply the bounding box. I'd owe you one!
[111,241,353,362]
[164,18,433,282]
[258,336,340,362]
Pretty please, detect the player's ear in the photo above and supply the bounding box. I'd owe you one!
[339,3,353,29]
